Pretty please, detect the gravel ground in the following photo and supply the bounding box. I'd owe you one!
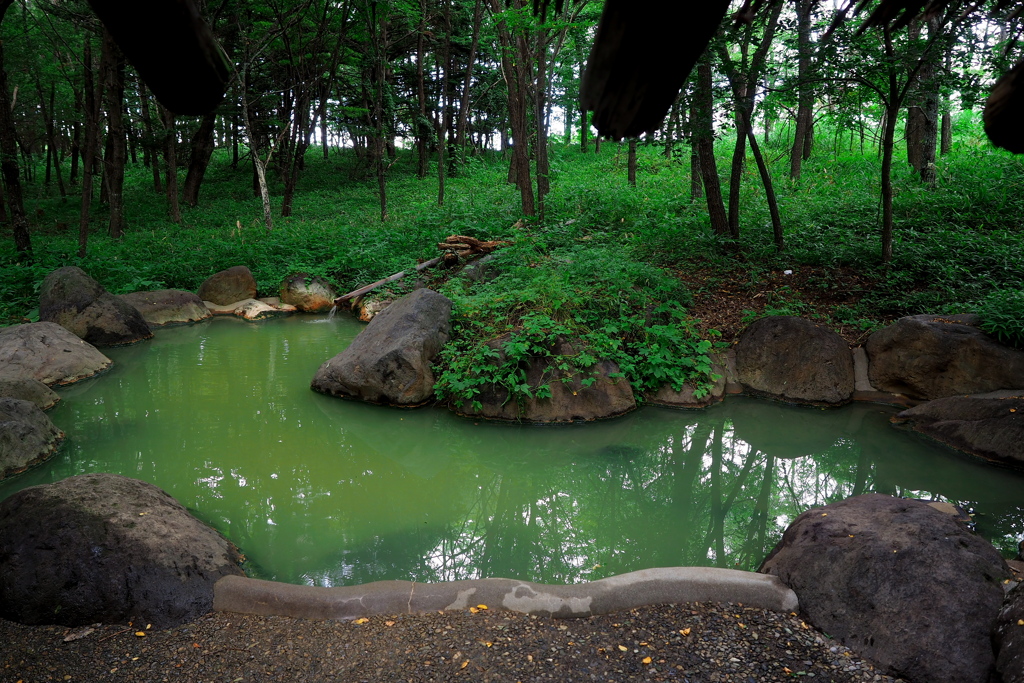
[1,602,904,683]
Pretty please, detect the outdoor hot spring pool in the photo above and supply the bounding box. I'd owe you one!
[3,315,1023,587]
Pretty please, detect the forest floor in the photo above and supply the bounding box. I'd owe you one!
[674,264,887,347]
[0,602,904,683]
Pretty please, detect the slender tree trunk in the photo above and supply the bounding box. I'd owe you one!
[161,106,181,223]
[455,0,483,165]
[695,61,728,236]
[535,29,550,219]
[415,0,429,178]
[181,111,217,207]
[881,101,897,264]
[940,111,952,154]
[580,107,588,153]
[0,0,30,257]
[102,29,127,238]
[36,79,66,200]
[489,0,534,216]
[726,99,746,239]
[139,83,163,192]
[790,0,813,180]
[78,37,103,257]
[627,138,637,187]
[438,0,451,207]
[745,120,783,250]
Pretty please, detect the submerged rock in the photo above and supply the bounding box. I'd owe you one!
[735,316,854,405]
[759,493,1010,683]
[866,314,1024,400]
[451,336,636,422]
[0,397,64,480]
[312,288,451,406]
[279,273,337,313]
[39,266,153,346]
[119,289,212,326]
[0,322,112,386]
[198,266,258,306]
[0,473,244,628]
[892,391,1024,466]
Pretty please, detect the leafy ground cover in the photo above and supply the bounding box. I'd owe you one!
[2,121,1022,399]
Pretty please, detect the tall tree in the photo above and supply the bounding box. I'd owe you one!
[0,0,31,257]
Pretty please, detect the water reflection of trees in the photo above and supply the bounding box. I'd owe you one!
[406,400,1024,584]
[4,316,1024,586]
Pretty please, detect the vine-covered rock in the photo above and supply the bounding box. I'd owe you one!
[735,316,854,405]
[0,473,244,628]
[450,336,636,422]
[312,288,451,406]
[39,267,153,347]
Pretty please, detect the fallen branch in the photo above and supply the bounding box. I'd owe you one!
[333,256,443,305]
[333,235,511,308]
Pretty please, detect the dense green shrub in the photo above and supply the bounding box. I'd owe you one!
[977,289,1024,348]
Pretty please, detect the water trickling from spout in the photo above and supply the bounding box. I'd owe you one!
[328,305,337,320]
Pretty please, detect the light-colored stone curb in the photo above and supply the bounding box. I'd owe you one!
[213,567,798,621]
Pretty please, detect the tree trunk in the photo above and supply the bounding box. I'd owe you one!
[627,138,637,187]
[415,0,429,179]
[789,0,813,180]
[881,101,897,264]
[580,107,588,153]
[535,29,550,219]
[0,0,30,257]
[36,79,66,200]
[102,29,127,238]
[161,107,181,223]
[695,62,728,236]
[139,83,163,192]
[489,0,534,216]
[78,37,102,257]
[940,111,952,155]
[181,111,217,207]
[455,0,483,165]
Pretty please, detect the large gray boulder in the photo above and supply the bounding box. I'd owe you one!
[0,398,64,480]
[892,391,1024,466]
[0,322,112,386]
[735,316,854,405]
[451,336,636,422]
[0,473,244,628]
[866,314,1024,400]
[0,376,60,410]
[39,267,153,346]
[279,273,337,313]
[198,266,258,306]
[118,289,212,326]
[312,288,452,406]
[759,494,1011,683]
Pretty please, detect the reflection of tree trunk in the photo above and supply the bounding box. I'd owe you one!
[852,446,869,496]
[741,451,774,567]
[709,421,726,566]
[664,422,713,566]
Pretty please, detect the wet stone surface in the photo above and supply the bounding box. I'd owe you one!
[1,602,903,682]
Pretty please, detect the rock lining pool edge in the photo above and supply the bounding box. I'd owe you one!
[212,567,799,621]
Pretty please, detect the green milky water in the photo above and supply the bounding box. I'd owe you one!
[2,315,1023,587]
